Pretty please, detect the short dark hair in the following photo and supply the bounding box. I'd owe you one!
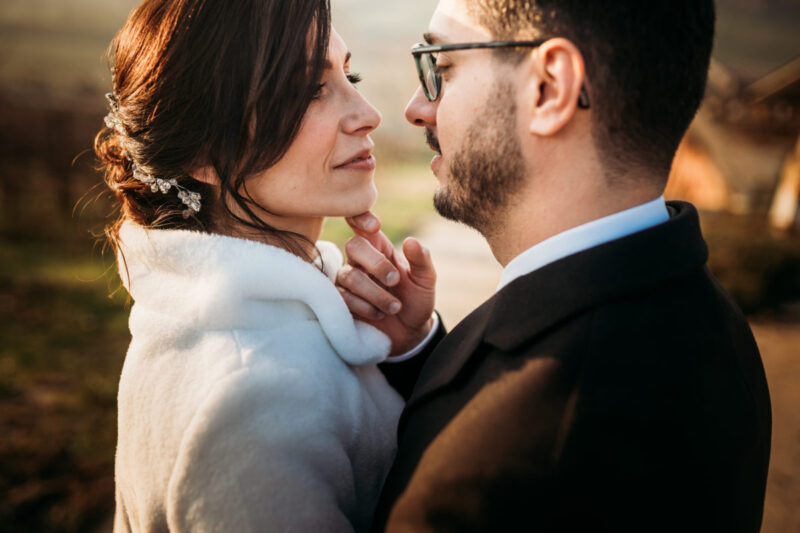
[95,0,331,259]
[470,0,715,179]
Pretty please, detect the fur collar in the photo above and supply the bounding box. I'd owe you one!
[117,222,391,366]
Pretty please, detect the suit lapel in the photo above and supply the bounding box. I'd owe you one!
[485,202,707,351]
[405,296,495,408]
[405,201,708,412]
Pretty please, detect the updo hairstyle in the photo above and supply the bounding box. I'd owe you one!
[95,0,331,259]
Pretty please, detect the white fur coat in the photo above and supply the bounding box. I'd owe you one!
[112,222,404,533]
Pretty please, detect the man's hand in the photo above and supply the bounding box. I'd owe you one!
[336,212,436,355]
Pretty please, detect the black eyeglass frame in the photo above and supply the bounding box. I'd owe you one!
[411,40,590,108]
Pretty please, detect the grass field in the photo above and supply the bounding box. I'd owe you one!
[0,236,128,532]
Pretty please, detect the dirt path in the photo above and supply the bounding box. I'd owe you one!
[750,319,800,532]
[418,217,800,532]
[417,218,502,329]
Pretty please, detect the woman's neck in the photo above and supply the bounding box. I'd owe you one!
[216,213,324,262]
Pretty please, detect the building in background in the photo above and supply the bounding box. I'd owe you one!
[665,0,800,231]
[667,56,800,229]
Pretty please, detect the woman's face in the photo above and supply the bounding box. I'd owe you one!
[242,29,382,238]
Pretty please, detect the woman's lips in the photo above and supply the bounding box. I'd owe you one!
[335,155,376,171]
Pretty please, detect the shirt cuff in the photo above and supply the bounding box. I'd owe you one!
[383,312,441,364]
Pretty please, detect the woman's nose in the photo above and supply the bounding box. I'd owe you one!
[345,91,382,135]
[405,86,436,128]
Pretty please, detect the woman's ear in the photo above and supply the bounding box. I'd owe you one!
[190,165,220,187]
[523,38,587,137]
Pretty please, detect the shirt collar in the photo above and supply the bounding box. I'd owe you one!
[497,196,670,291]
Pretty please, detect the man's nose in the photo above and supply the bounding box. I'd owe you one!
[404,86,436,128]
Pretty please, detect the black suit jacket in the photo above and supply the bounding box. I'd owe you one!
[376,202,771,532]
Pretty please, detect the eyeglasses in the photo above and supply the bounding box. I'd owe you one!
[411,40,590,108]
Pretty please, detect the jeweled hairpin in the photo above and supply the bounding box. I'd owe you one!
[132,163,202,217]
[104,92,202,218]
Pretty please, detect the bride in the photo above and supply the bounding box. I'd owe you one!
[95,0,434,531]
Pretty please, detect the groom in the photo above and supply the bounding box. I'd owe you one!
[337,0,772,531]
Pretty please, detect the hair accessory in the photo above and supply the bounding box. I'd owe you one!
[104,92,202,218]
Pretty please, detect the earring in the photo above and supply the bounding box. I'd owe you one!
[578,86,591,110]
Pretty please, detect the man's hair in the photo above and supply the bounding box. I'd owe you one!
[470,0,715,179]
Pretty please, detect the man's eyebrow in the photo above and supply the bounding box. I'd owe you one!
[324,51,352,70]
[423,32,445,45]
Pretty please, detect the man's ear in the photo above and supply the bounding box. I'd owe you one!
[523,38,587,137]
[190,165,220,187]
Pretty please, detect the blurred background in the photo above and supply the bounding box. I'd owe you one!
[0,0,797,531]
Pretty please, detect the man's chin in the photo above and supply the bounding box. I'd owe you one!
[433,188,466,224]
[433,185,494,236]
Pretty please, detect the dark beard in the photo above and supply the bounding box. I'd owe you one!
[433,82,526,236]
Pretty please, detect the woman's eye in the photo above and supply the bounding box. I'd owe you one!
[313,72,362,100]
[434,64,451,76]
[312,83,326,100]
[347,72,363,85]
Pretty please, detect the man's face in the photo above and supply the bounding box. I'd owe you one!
[405,0,527,234]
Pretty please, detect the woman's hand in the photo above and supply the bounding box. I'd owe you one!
[336,212,436,355]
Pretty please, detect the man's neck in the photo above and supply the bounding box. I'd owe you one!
[485,176,664,267]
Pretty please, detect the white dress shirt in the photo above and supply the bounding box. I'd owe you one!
[497,196,670,291]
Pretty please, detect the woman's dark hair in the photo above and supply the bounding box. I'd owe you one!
[95,0,331,259]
